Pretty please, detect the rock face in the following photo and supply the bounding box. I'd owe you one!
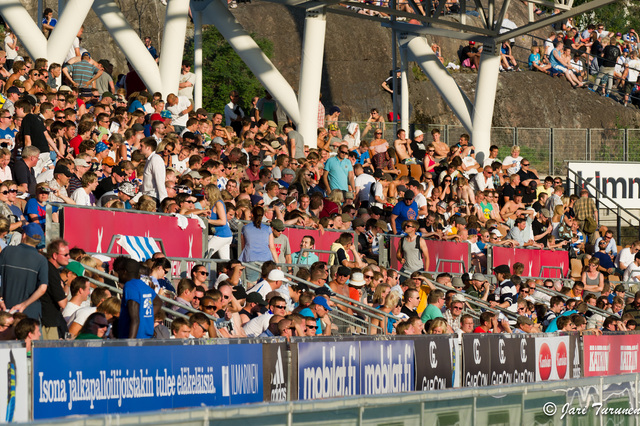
[13,0,640,128]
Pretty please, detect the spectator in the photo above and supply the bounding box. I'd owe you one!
[420,289,445,323]
[118,258,162,339]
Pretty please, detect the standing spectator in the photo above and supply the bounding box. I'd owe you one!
[323,145,355,195]
[593,37,621,96]
[144,36,159,61]
[391,190,419,234]
[397,220,429,274]
[0,223,48,320]
[140,138,167,203]
[239,206,278,283]
[41,239,72,340]
[165,93,193,135]
[490,264,517,313]
[63,52,103,95]
[224,90,244,134]
[118,258,162,339]
[178,60,196,100]
[623,50,640,107]
[271,219,292,265]
[4,27,17,71]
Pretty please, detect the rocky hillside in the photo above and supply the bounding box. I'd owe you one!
[14,0,640,128]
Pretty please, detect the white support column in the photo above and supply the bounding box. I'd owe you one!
[159,0,190,98]
[0,0,48,60]
[193,10,203,110]
[47,0,93,63]
[92,0,162,92]
[403,35,474,133]
[200,0,300,124]
[400,44,409,133]
[297,9,327,149]
[470,43,500,156]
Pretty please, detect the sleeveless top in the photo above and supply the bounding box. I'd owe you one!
[585,271,602,288]
[401,235,424,273]
[210,200,232,238]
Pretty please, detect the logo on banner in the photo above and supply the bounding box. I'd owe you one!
[573,341,581,378]
[302,344,358,399]
[520,339,528,363]
[498,339,506,364]
[473,339,481,364]
[270,348,286,401]
[588,345,610,373]
[539,343,552,380]
[222,363,260,397]
[620,345,638,372]
[362,343,413,395]
[429,341,437,368]
[556,342,568,379]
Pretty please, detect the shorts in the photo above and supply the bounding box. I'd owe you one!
[625,81,637,94]
[552,64,567,73]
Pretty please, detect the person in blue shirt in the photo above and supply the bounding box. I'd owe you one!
[322,146,355,193]
[391,190,419,234]
[292,235,320,265]
[206,184,232,259]
[117,258,162,339]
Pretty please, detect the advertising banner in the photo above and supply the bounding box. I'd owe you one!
[491,246,569,278]
[0,346,28,422]
[413,336,453,390]
[569,332,582,379]
[462,334,491,387]
[296,340,359,400]
[567,162,640,209]
[535,335,570,381]
[462,334,535,388]
[583,334,640,377]
[389,237,469,273]
[33,342,263,420]
[488,335,536,385]
[61,207,205,260]
[262,342,288,402]
[359,339,414,395]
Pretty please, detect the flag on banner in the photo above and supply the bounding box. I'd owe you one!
[116,235,160,261]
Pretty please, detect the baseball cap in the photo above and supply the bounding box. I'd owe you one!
[65,260,85,277]
[23,223,44,240]
[233,285,247,300]
[345,191,355,200]
[150,113,162,122]
[101,91,114,99]
[472,273,485,281]
[188,170,203,179]
[493,264,511,275]
[375,219,387,231]
[74,158,90,168]
[437,201,447,209]
[7,87,20,95]
[371,206,384,216]
[340,213,353,223]
[102,157,116,166]
[160,110,172,119]
[212,136,226,146]
[373,169,384,179]
[132,123,145,132]
[267,120,277,128]
[468,228,478,235]
[404,190,415,200]
[312,296,333,311]
[352,218,365,228]
[246,292,267,306]
[112,165,127,177]
[315,287,335,297]
[414,130,424,138]
[452,293,466,302]
[270,219,285,231]
[337,266,351,277]
[263,156,273,167]
[53,165,73,178]
[81,52,91,58]
[540,208,552,218]
[268,269,287,282]
[469,41,476,45]
[452,277,465,288]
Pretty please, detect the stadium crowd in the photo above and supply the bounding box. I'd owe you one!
[0,17,639,346]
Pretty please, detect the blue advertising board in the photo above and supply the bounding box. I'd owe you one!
[33,342,263,420]
[359,339,415,395]
[297,341,359,400]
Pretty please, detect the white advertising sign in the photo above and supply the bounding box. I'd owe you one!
[568,162,640,209]
[0,346,28,422]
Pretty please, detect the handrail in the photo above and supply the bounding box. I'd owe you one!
[81,264,217,323]
[242,262,396,335]
[566,165,640,244]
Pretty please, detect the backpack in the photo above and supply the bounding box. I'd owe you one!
[583,216,598,234]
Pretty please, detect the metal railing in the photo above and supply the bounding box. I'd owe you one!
[566,165,640,244]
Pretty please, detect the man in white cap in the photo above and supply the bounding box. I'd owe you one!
[348,272,366,305]
[247,269,286,300]
[410,130,427,160]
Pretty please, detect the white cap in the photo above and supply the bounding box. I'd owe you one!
[268,269,286,282]
[452,293,466,302]
[414,130,424,138]
[491,229,503,237]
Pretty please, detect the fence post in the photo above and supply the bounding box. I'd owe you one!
[586,128,591,161]
[513,126,517,147]
[624,128,629,162]
[549,128,554,176]
[617,206,622,245]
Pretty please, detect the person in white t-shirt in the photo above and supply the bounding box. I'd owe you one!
[502,145,522,176]
[353,164,375,205]
[166,93,193,134]
[623,252,640,282]
[616,242,640,271]
[623,51,640,107]
[62,277,92,325]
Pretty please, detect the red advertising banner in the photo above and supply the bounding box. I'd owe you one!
[283,227,352,263]
[491,246,569,278]
[583,334,640,377]
[61,206,205,260]
[389,237,469,273]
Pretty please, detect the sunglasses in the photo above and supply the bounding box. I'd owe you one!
[306,325,318,329]
[202,305,215,310]
[197,271,209,276]
[273,305,287,309]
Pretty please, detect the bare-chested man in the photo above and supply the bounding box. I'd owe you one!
[431,129,449,158]
[394,129,416,164]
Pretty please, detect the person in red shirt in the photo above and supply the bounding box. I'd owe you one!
[473,311,496,333]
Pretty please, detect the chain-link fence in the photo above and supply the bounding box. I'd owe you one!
[335,121,637,176]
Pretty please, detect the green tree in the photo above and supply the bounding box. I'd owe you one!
[573,0,640,34]
[183,26,274,114]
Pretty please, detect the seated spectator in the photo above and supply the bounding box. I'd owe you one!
[529,45,551,73]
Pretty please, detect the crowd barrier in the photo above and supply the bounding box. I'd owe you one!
[5,332,620,421]
[386,235,569,278]
[54,204,207,265]
[387,235,470,273]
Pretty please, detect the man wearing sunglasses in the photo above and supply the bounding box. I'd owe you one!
[322,145,355,196]
[243,295,287,337]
